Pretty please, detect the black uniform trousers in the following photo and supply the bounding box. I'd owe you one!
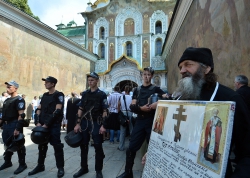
[124,116,153,173]
[128,116,153,152]
[80,119,105,171]
[2,120,26,165]
[37,122,64,168]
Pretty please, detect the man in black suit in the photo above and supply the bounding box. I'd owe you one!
[234,75,250,111]
[66,92,80,133]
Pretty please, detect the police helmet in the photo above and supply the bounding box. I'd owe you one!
[64,130,83,148]
[31,126,50,144]
[5,133,25,152]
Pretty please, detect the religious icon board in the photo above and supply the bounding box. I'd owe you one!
[142,100,235,178]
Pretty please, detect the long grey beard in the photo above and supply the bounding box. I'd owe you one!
[172,76,205,100]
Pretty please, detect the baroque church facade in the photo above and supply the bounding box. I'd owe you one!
[81,0,176,91]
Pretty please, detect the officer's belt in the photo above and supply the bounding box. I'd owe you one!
[4,119,17,124]
[137,113,154,118]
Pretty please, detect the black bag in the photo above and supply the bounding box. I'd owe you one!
[119,95,129,127]
[119,111,128,127]
[105,112,120,130]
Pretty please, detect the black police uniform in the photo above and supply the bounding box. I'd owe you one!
[77,88,108,173]
[0,96,26,172]
[121,84,165,176]
[32,91,65,171]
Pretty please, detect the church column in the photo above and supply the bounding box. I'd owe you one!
[160,72,167,91]
[105,74,112,92]
[99,76,104,89]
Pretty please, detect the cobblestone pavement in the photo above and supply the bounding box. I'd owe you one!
[0,121,143,178]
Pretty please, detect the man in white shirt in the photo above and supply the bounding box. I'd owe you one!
[31,96,38,120]
[108,86,122,144]
[0,92,9,119]
[118,86,132,151]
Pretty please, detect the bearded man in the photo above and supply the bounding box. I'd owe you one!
[149,47,250,177]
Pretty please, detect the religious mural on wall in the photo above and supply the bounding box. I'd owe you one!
[143,14,150,33]
[142,40,149,61]
[0,19,90,100]
[124,18,134,36]
[88,20,93,38]
[166,0,250,93]
[109,18,115,36]
[88,41,93,52]
[109,43,115,62]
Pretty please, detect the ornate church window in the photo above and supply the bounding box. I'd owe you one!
[100,27,105,39]
[155,21,162,34]
[126,42,133,57]
[99,43,105,59]
[155,38,162,56]
[124,18,134,36]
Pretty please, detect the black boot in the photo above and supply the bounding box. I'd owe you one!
[53,143,64,177]
[14,163,27,174]
[116,149,135,178]
[28,164,45,175]
[73,168,89,178]
[57,167,64,178]
[73,144,89,178]
[28,144,47,176]
[0,151,13,171]
[96,170,103,178]
[38,144,48,165]
[93,144,105,172]
[0,162,12,171]
[80,144,89,170]
[116,172,133,178]
[14,146,27,174]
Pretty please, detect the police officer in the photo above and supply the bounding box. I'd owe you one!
[117,67,167,178]
[28,76,65,177]
[74,72,108,178]
[0,81,27,174]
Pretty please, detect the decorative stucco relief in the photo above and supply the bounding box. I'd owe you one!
[150,10,168,34]
[151,33,166,57]
[151,56,165,70]
[94,17,109,39]
[95,59,107,73]
[104,58,142,89]
[115,7,143,36]
[116,36,141,64]
[93,39,107,55]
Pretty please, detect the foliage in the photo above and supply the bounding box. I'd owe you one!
[5,0,40,21]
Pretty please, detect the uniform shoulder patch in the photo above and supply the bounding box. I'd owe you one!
[58,96,64,102]
[18,102,25,109]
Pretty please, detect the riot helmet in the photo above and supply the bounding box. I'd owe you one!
[64,130,83,148]
[5,133,25,152]
[31,126,50,144]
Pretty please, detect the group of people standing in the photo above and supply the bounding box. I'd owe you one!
[1,47,250,178]
[107,85,133,151]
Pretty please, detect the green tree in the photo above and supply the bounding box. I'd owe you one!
[5,0,40,21]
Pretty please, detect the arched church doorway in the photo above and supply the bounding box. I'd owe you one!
[115,80,138,92]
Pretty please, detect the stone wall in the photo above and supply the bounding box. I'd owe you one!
[165,0,250,93]
[0,17,91,101]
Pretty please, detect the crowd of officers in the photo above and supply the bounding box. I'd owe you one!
[0,47,250,178]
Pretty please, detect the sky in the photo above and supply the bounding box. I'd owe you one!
[28,0,95,29]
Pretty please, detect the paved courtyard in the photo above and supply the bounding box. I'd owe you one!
[0,121,144,178]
